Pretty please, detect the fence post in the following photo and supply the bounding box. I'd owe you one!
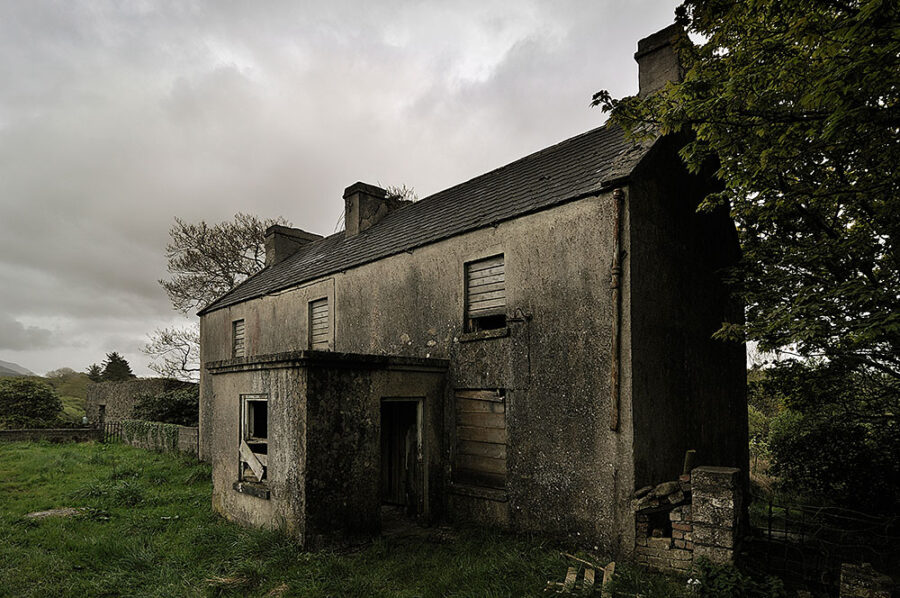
[690,466,743,565]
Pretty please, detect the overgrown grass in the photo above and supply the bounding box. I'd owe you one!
[0,442,688,597]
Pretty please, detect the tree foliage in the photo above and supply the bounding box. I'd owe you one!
[86,364,103,382]
[101,352,136,382]
[132,386,199,427]
[146,213,289,380]
[0,378,63,429]
[595,0,899,407]
[160,213,288,313]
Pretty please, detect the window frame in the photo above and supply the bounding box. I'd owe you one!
[464,254,507,333]
[232,319,246,358]
[308,297,330,350]
[239,394,268,483]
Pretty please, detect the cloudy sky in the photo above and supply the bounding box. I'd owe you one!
[0,0,677,376]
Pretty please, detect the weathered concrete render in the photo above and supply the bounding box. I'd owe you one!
[204,351,446,547]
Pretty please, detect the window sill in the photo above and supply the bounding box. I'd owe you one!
[458,327,509,343]
[233,481,270,500]
[449,482,508,502]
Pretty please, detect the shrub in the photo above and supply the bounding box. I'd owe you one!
[131,386,198,426]
[768,410,900,512]
[0,378,63,429]
[692,558,786,598]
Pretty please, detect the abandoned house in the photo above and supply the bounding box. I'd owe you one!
[197,24,748,555]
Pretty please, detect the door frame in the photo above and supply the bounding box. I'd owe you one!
[380,397,427,519]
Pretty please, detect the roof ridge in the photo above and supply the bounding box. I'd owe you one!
[199,123,648,315]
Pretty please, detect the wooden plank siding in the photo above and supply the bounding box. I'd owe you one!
[454,389,507,489]
[232,319,245,358]
[309,298,329,349]
[465,255,505,318]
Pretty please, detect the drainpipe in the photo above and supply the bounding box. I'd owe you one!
[609,188,625,432]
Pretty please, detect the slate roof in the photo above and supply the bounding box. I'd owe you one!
[199,124,655,315]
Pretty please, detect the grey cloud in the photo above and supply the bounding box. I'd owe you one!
[0,314,54,350]
[0,0,679,375]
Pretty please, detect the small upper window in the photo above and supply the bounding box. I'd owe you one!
[465,254,506,332]
[232,319,246,358]
[309,298,330,350]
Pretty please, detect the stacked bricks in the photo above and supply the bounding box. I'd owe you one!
[670,503,693,550]
[633,473,694,574]
[690,466,742,565]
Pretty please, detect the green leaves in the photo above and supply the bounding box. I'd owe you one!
[597,0,900,392]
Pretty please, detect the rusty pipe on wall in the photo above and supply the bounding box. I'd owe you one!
[609,188,625,432]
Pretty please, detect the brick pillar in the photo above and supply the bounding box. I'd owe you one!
[690,466,743,565]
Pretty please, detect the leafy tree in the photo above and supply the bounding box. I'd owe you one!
[595,1,899,458]
[160,213,289,313]
[145,213,288,381]
[132,386,199,426]
[86,363,103,382]
[0,378,63,429]
[101,352,136,381]
[595,0,899,377]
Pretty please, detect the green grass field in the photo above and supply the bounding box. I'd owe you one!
[0,442,688,598]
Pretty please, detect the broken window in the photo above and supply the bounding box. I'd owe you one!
[240,394,268,483]
[232,319,246,358]
[465,255,506,332]
[309,297,329,350]
[453,389,507,489]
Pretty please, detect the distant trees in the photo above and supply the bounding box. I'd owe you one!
[145,213,288,381]
[86,364,103,382]
[0,378,62,429]
[101,352,136,382]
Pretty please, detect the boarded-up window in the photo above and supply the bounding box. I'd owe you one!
[453,389,507,489]
[232,319,245,358]
[465,255,506,331]
[240,394,268,482]
[309,298,329,350]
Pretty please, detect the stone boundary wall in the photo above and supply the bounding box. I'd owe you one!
[633,466,743,574]
[85,379,195,424]
[0,428,101,443]
[118,419,198,457]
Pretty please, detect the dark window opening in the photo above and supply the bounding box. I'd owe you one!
[247,401,268,439]
[645,509,672,539]
[468,313,507,332]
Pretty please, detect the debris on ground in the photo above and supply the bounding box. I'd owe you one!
[24,507,85,519]
[545,554,615,595]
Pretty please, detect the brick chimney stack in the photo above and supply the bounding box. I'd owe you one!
[264,225,323,266]
[635,24,686,97]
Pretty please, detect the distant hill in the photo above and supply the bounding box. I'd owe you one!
[0,359,34,377]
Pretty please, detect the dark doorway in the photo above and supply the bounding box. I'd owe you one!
[380,400,422,515]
